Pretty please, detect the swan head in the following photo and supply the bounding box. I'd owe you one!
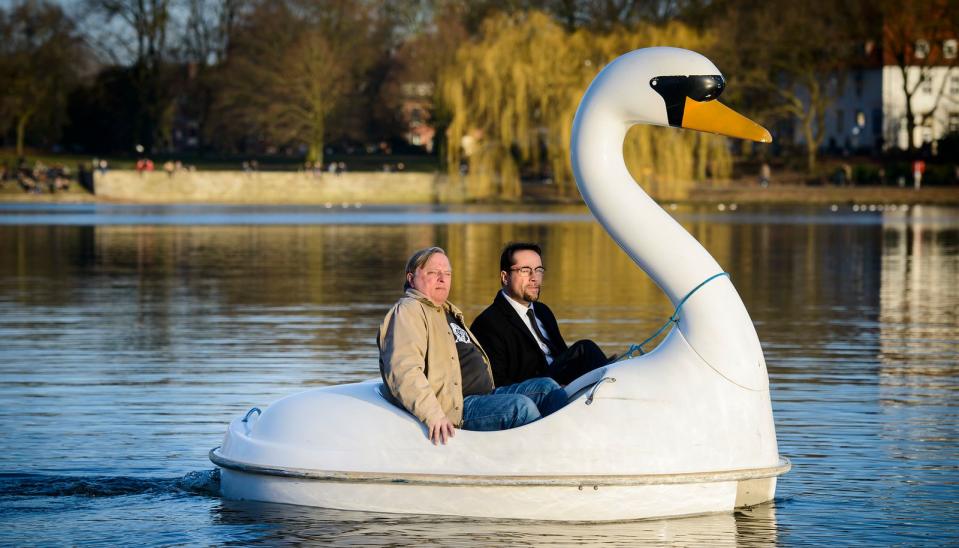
[586,47,771,143]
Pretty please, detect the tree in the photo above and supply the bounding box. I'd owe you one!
[83,0,175,152]
[178,0,249,65]
[0,1,84,156]
[709,0,865,173]
[168,0,252,152]
[435,0,708,32]
[350,0,435,146]
[61,66,140,154]
[880,0,959,153]
[377,4,468,153]
[441,10,730,200]
[545,0,706,30]
[211,0,380,163]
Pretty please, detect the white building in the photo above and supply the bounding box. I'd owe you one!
[797,38,958,154]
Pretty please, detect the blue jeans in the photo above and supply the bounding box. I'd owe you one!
[461,377,567,431]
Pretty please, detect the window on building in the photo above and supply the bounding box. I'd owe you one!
[872,109,882,136]
[944,39,958,59]
[854,71,864,97]
[915,39,930,59]
[836,109,845,133]
[921,75,933,94]
[856,110,866,128]
[951,75,959,96]
[949,113,959,133]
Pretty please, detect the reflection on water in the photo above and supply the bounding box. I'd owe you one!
[211,500,776,546]
[0,204,957,545]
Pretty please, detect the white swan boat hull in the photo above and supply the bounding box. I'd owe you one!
[212,327,789,521]
[215,464,786,522]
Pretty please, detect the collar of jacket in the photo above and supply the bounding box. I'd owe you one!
[404,288,465,319]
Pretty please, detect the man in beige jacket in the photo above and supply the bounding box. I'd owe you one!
[378,247,567,444]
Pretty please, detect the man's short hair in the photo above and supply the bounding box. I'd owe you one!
[404,246,447,290]
[500,242,543,273]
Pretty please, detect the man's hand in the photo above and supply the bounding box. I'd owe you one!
[427,417,455,445]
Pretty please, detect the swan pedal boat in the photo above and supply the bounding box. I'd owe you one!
[211,47,790,522]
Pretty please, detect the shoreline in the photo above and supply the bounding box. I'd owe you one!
[2,171,957,206]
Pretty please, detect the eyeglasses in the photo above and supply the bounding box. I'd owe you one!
[509,266,546,277]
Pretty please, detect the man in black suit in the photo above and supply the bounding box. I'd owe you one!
[470,242,610,386]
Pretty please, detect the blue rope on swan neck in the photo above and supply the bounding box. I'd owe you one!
[617,271,730,360]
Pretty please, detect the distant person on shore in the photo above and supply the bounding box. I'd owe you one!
[834,166,846,186]
[842,163,853,187]
[759,162,771,188]
[163,161,175,177]
[470,242,611,387]
[378,246,567,444]
[912,159,925,190]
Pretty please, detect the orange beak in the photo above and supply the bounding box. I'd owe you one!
[681,98,772,143]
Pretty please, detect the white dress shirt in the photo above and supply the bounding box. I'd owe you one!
[501,290,554,365]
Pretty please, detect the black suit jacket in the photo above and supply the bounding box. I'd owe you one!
[470,291,569,386]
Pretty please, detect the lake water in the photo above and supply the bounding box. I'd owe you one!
[1,203,957,546]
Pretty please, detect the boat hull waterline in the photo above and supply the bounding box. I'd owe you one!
[212,447,789,521]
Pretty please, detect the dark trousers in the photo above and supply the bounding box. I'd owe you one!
[548,339,609,385]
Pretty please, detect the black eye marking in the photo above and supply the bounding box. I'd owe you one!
[650,75,726,127]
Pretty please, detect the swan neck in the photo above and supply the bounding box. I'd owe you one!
[571,102,721,303]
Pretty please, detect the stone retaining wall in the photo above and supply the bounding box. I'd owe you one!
[93,170,453,204]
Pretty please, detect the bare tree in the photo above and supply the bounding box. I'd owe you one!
[213,1,383,162]
[82,0,175,151]
[0,1,83,156]
[712,0,864,173]
[178,0,250,65]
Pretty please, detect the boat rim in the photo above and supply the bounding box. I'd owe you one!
[210,447,790,487]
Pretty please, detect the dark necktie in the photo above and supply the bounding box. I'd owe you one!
[526,308,559,357]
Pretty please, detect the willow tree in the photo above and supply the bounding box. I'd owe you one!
[441,11,732,201]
